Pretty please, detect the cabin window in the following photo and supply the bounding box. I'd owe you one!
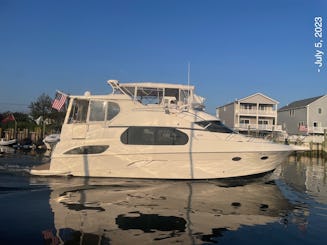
[121,127,189,145]
[195,120,234,133]
[107,102,120,120]
[64,145,109,154]
[135,87,163,105]
[180,90,189,104]
[318,108,322,114]
[68,99,89,123]
[165,88,179,100]
[89,100,106,121]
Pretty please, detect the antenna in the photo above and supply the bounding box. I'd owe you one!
[187,62,191,104]
[187,62,190,87]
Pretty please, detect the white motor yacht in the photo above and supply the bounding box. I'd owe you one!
[31,80,306,179]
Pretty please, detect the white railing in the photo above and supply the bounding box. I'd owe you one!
[238,109,276,116]
[307,126,327,134]
[235,123,282,131]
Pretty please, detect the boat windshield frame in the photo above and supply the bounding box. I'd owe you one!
[195,120,235,133]
[116,83,194,106]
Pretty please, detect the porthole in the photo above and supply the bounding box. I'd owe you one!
[260,156,269,160]
[232,157,242,161]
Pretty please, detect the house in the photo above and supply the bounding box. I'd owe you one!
[216,93,282,135]
[278,95,327,135]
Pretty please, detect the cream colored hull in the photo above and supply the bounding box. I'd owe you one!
[31,150,291,179]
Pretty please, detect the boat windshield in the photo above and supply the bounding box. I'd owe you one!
[120,86,191,106]
[195,120,234,133]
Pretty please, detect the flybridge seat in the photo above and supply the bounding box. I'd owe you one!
[107,80,205,110]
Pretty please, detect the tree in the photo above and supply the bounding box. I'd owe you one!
[29,93,53,120]
[29,93,66,134]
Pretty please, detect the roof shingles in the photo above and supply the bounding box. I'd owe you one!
[279,95,324,111]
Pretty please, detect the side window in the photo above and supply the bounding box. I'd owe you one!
[195,120,234,133]
[121,127,188,145]
[64,145,109,154]
[89,100,106,121]
[107,102,120,121]
[68,99,89,123]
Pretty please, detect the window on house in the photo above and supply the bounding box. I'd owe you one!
[289,109,295,117]
[298,121,305,127]
[240,119,250,124]
[259,105,267,111]
[244,104,252,110]
[259,120,269,125]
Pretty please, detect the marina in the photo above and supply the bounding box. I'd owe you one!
[1,1,326,243]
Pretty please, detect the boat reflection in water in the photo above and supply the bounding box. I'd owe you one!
[280,155,327,205]
[33,177,294,244]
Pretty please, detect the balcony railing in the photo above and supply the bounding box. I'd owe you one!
[238,109,276,116]
[306,126,327,134]
[235,123,282,132]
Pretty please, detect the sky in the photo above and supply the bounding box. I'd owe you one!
[0,0,326,114]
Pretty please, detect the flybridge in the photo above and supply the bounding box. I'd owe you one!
[107,80,205,110]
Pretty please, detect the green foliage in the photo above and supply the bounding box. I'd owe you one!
[0,93,67,135]
[29,93,53,119]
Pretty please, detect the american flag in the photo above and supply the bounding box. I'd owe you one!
[52,91,67,111]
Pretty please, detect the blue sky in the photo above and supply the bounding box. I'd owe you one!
[0,0,326,114]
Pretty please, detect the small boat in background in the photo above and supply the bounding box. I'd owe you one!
[13,138,34,151]
[0,138,16,146]
[43,134,60,150]
[0,146,15,155]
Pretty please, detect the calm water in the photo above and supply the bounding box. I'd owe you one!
[0,149,327,244]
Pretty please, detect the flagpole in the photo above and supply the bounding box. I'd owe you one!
[42,121,45,139]
[56,90,69,97]
[14,119,17,140]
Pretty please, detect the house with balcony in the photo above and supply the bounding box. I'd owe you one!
[216,93,282,135]
[278,95,327,135]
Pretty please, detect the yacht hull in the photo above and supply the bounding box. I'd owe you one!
[31,150,291,179]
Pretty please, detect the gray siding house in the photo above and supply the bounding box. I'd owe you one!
[216,93,282,134]
[278,95,327,135]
